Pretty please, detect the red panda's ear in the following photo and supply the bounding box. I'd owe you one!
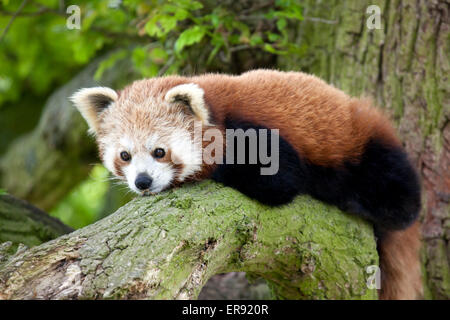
[70,87,118,135]
[164,83,211,126]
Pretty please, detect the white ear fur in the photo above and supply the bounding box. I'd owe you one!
[70,87,118,134]
[164,83,211,125]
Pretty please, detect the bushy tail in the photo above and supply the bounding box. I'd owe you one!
[378,221,422,299]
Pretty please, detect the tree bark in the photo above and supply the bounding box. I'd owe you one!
[0,194,73,252]
[280,0,449,300]
[0,181,378,300]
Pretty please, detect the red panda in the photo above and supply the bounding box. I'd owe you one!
[71,69,422,300]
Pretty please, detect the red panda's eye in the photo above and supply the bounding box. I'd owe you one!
[153,148,165,158]
[120,151,131,162]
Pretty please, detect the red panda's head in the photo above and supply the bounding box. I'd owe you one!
[71,78,212,195]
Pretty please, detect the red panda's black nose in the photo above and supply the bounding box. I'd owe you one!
[135,173,153,191]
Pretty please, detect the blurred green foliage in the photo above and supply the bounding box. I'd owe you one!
[49,165,110,229]
[1,0,305,228]
[1,0,304,108]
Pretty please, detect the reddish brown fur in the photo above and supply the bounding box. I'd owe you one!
[193,70,401,166]
[164,150,185,183]
[378,222,423,299]
[119,70,401,167]
[113,157,125,178]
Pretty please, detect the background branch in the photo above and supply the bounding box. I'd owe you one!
[0,0,28,42]
[0,193,72,252]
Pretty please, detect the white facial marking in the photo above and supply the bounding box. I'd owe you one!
[123,153,174,194]
[145,134,160,151]
[169,128,202,181]
[103,145,116,174]
[119,137,134,151]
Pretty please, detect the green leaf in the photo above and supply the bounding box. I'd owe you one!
[174,0,203,10]
[0,77,12,93]
[145,13,181,38]
[263,43,287,55]
[267,32,281,42]
[207,43,222,65]
[132,47,147,67]
[149,47,168,64]
[161,4,190,20]
[72,35,106,64]
[142,64,159,77]
[276,18,287,31]
[132,47,161,77]
[175,26,206,52]
[0,189,7,195]
[250,34,264,46]
[273,2,303,21]
[159,15,178,34]
[228,34,240,45]
[145,16,164,37]
[210,13,220,28]
[82,10,98,31]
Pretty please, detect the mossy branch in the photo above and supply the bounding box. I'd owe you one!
[0,181,378,300]
[0,194,72,251]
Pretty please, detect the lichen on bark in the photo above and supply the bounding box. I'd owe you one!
[0,181,378,300]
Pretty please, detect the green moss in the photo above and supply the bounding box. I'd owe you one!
[148,181,377,299]
[170,196,193,210]
[1,181,378,299]
[0,195,71,250]
[392,75,404,121]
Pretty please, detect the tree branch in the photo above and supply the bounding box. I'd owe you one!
[0,0,29,42]
[0,193,72,251]
[0,181,378,300]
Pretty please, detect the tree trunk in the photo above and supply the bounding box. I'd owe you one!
[280,0,449,300]
[0,181,378,300]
